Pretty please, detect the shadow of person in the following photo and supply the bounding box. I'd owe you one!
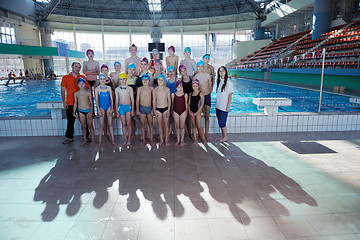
[34,145,100,221]
[199,140,317,225]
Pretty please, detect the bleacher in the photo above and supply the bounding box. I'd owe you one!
[232,20,360,70]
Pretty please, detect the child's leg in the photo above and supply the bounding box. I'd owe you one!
[120,115,127,144]
[106,108,115,145]
[163,111,170,146]
[99,108,105,146]
[179,111,187,146]
[196,114,207,146]
[87,115,95,146]
[126,112,132,145]
[191,115,198,144]
[79,113,87,146]
[204,105,210,141]
[155,111,164,145]
[140,114,146,144]
[146,114,154,144]
[173,112,180,145]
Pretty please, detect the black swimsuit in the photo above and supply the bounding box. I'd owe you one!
[190,91,201,113]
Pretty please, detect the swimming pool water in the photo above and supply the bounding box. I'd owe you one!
[0,78,359,117]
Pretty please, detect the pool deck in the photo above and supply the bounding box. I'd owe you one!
[1,131,360,239]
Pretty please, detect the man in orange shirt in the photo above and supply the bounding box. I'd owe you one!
[61,61,89,144]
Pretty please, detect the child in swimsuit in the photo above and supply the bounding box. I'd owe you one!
[136,74,154,145]
[171,80,188,146]
[153,74,171,146]
[95,73,115,146]
[83,49,100,101]
[115,72,135,146]
[110,61,122,87]
[188,79,207,146]
[73,77,95,146]
[166,46,179,75]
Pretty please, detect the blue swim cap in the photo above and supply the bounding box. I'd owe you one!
[142,74,151,81]
[158,74,166,81]
[202,53,210,59]
[167,66,175,72]
[128,63,136,70]
[196,60,204,67]
[114,61,121,66]
[184,47,191,53]
[77,77,86,84]
[98,73,106,79]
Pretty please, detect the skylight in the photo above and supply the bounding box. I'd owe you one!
[148,0,162,12]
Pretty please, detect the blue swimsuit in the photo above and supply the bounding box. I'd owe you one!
[99,91,111,111]
[167,78,177,94]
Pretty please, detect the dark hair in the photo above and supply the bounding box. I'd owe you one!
[71,61,81,67]
[129,44,137,49]
[217,66,228,92]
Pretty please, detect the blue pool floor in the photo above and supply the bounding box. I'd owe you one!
[0,131,360,239]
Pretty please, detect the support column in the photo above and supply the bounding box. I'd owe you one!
[312,0,333,39]
[40,22,54,77]
[254,19,265,40]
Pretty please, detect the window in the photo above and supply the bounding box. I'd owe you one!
[183,34,207,62]
[0,22,16,44]
[76,32,103,62]
[131,34,152,60]
[104,33,130,72]
[214,32,233,70]
[52,31,75,50]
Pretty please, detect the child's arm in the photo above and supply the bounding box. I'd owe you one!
[73,93,78,119]
[136,87,141,116]
[184,93,188,113]
[95,62,100,75]
[166,57,170,70]
[166,88,171,118]
[171,93,174,113]
[175,56,179,72]
[195,93,205,116]
[108,87,114,114]
[152,89,157,115]
[94,88,102,117]
[89,92,94,116]
[130,88,135,117]
[188,92,193,116]
[115,88,120,117]
[192,60,197,75]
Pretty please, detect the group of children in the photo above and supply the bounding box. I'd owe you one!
[73,45,223,147]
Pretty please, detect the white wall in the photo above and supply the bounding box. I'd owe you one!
[235,39,273,60]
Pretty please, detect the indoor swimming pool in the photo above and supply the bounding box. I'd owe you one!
[0,78,359,117]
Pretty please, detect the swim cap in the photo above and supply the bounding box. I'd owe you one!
[168,46,175,52]
[179,65,186,71]
[86,49,94,55]
[128,63,136,70]
[101,64,109,69]
[98,73,106,79]
[114,61,121,66]
[158,74,166,81]
[184,47,191,53]
[192,79,200,85]
[142,74,151,81]
[154,59,162,65]
[196,60,204,67]
[167,66,175,72]
[118,72,127,79]
[141,57,148,64]
[202,53,210,59]
[77,77,86,84]
[176,80,183,87]
[152,49,159,54]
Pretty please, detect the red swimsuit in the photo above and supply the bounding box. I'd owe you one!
[173,94,186,115]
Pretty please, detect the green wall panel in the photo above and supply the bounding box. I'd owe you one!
[0,43,57,56]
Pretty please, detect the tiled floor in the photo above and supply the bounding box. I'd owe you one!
[0,132,360,240]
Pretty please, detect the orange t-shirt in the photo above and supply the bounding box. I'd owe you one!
[60,73,89,105]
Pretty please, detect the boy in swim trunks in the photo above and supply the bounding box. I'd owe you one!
[125,44,141,75]
[95,73,115,146]
[115,72,135,146]
[194,60,212,141]
[126,64,138,138]
[179,47,197,77]
[202,54,215,90]
[136,74,154,145]
[83,49,100,99]
[166,46,179,75]
[73,77,95,146]
[153,74,171,146]
[110,61,122,87]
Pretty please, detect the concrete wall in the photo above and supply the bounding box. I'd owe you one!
[0,0,36,20]
[235,39,272,60]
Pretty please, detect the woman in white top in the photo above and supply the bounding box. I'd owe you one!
[215,66,234,142]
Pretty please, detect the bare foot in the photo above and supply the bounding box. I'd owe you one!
[141,140,145,145]
[217,136,223,141]
[99,141,102,147]
[174,141,179,146]
[219,138,228,143]
[204,142,208,147]
[80,141,87,146]
[150,140,155,145]
[180,142,185,146]
[123,141,127,146]
[127,141,131,146]
[112,140,115,146]
[158,141,163,146]
[193,141,198,146]
[165,141,170,146]
[90,142,95,146]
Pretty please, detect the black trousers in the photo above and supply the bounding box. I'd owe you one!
[65,105,90,139]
